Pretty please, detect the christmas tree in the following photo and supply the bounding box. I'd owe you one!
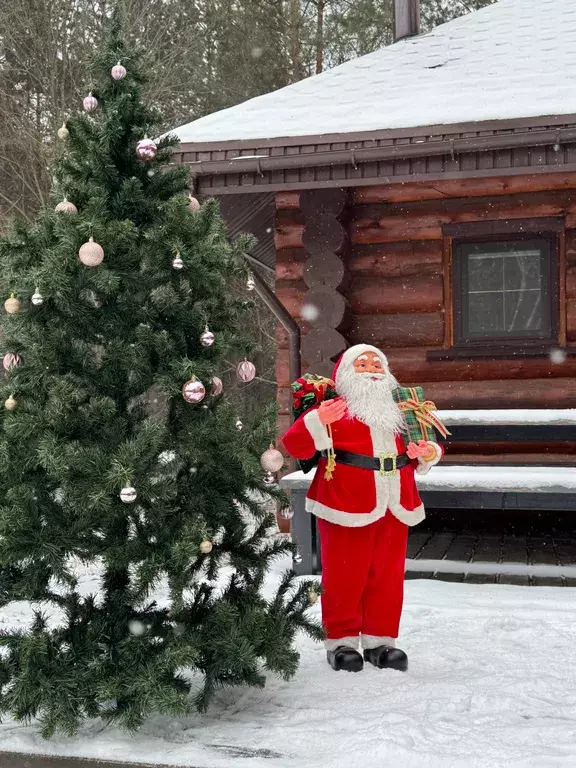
[0,12,320,736]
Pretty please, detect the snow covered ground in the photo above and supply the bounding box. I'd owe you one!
[2,556,576,768]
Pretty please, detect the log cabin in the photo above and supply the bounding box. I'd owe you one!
[171,0,576,476]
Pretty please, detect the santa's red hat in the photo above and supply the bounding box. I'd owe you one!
[332,344,389,388]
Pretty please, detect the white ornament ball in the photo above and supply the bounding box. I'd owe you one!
[3,353,22,371]
[246,274,256,291]
[4,396,17,411]
[182,378,206,404]
[31,288,44,306]
[263,471,276,485]
[111,62,127,80]
[211,376,223,397]
[188,195,201,212]
[55,198,78,214]
[136,138,157,161]
[236,359,256,383]
[200,327,215,347]
[279,506,294,520]
[83,93,98,112]
[236,418,243,431]
[260,446,284,473]
[4,295,20,315]
[58,122,69,140]
[79,237,104,267]
[199,539,213,554]
[120,486,137,503]
[172,254,184,270]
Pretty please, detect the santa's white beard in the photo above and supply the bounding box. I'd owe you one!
[336,368,405,434]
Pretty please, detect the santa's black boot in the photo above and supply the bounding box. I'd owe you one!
[363,646,408,671]
[326,646,364,672]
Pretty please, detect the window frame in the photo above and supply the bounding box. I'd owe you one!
[452,232,559,349]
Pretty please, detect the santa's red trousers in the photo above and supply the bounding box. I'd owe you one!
[317,512,408,643]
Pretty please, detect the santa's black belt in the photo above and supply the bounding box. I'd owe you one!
[319,450,410,475]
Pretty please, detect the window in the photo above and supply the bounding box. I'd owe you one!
[453,235,558,347]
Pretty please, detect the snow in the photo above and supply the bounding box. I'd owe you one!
[281,466,576,494]
[3,556,576,767]
[436,409,576,425]
[173,0,576,144]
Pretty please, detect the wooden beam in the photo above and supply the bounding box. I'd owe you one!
[348,274,443,314]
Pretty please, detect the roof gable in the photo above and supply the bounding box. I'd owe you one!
[173,0,576,145]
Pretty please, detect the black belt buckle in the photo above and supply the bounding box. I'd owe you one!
[379,452,397,476]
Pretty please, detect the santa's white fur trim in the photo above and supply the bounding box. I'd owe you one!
[416,441,442,475]
[335,344,388,387]
[361,635,396,650]
[303,409,333,452]
[325,636,359,651]
[306,495,425,528]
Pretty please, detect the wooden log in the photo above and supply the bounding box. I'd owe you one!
[348,312,444,348]
[301,327,347,365]
[304,253,346,289]
[303,285,348,328]
[347,241,443,278]
[300,188,347,218]
[275,280,307,318]
[567,267,576,299]
[353,171,576,205]
[276,191,300,210]
[567,301,576,341]
[277,386,291,415]
[275,223,303,250]
[420,378,576,409]
[566,229,576,266]
[302,217,347,256]
[348,275,443,315]
[276,248,307,280]
[276,321,310,349]
[385,347,576,383]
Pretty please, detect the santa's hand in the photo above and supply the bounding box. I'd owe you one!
[318,399,347,426]
[407,440,434,460]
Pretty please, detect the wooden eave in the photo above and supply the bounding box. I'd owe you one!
[173,114,576,195]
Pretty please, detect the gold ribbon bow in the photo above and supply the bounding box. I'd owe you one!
[398,388,451,440]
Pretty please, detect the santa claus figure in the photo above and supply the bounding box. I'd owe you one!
[282,344,442,673]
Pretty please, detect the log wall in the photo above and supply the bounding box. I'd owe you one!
[275,172,576,463]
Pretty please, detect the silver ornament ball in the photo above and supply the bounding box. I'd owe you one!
[31,288,44,306]
[120,486,137,503]
[200,328,215,347]
[172,255,184,270]
[235,418,243,431]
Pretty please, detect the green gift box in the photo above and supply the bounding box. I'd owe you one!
[392,386,448,444]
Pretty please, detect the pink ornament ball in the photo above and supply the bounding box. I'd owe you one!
[236,359,256,383]
[83,93,98,112]
[3,353,22,371]
[136,138,157,161]
[211,376,223,397]
[182,378,206,404]
[260,446,284,473]
[189,195,201,212]
[79,237,104,267]
[111,62,127,80]
[55,199,78,214]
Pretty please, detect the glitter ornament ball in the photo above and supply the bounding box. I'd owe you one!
[279,507,294,520]
[182,378,206,404]
[3,353,22,371]
[111,62,127,80]
[236,359,256,383]
[120,486,137,504]
[246,274,256,291]
[136,138,157,161]
[79,237,104,267]
[199,539,213,554]
[4,294,20,315]
[200,327,215,347]
[235,418,243,431]
[31,288,43,306]
[211,376,223,396]
[188,195,201,212]
[260,445,284,473]
[83,92,98,112]
[172,254,184,270]
[55,198,78,214]
[4,396,16,411]
[263,471,276,485]
[57,122,69,140]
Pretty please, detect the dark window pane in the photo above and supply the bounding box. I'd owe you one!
[468,254,503,291]
[467,292,503,335]
[504,250,541,290]
[505,289,543,332]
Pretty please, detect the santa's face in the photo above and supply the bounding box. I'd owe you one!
[336,348,405,433]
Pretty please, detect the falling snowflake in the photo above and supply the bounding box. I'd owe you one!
[302,303,319,322]
[550,348,567,364]
[251,47,263,59]
[128,620,146,636]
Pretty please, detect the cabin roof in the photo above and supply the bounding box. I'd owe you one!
[173,0,576,146]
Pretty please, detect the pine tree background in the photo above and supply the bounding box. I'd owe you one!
[0,12,321,737]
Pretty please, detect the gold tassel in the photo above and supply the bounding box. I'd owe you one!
[324,424,336,481]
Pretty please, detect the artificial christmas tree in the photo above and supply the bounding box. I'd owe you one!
[0,12,320,736]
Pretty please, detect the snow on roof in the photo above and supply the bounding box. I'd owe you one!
[173,0,576,145]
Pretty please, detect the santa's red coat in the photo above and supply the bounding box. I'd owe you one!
[282,400,442,528]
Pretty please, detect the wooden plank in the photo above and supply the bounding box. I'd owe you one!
[275,280,307,318]
[276,247,307,280]
[348,274,443,314]
[420,377,576,408]
[559,228,568,346]
[567,300,576,341]
[346,241,443,278]
[442,236,452,348]
[348,312,444,347]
